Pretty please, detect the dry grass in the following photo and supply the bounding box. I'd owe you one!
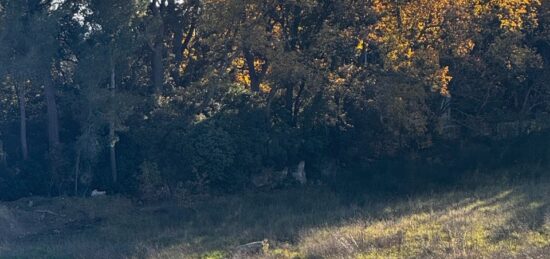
[0,171,549,259]
[297,184,549,259]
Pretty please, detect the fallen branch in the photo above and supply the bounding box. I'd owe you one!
[34,209,64,217]
[234,239,268,255]
[236,241,264,249]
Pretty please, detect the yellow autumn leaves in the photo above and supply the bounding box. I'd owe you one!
[231,57,271,93]
[432,66,453,97]
[495,0,541,31]
[361,0,541,97]
[226,0,542,98]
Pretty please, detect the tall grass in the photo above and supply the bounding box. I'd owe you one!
[0,170,548,258]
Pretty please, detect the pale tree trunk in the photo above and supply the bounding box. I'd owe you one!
[286,84,294,116]
[17,83,29,160]
[44,74,60,194]
[44,76,60,194]
[44,77,60,149]
[109,62,118,184]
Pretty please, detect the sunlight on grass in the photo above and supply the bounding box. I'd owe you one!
[135,180,549,258]
[297,185,549,259]
[2,178,548,258]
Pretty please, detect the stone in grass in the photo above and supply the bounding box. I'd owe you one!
[91,189,107,197]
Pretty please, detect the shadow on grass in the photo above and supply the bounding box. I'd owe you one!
[1,178,549,258]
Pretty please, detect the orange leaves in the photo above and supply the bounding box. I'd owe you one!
[454,39,476,57]
[367,0,449,71]
[258,83,271,93]
[472,0,541,31]
[328,72,347,87]
[431,66,453,97]
[230,56,271,93]
[366,0,466,97]
[362,0,544,98]
[493,0,541,31]
[231,57,252,88]
[366,0,542,78]
[356,39,365,51]
[272,23,283,40]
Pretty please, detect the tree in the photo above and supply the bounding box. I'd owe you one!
[143,0,201,95]
[0,0,60,161]
[71,0,141,184]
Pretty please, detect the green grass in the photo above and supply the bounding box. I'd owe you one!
[0,170,549,258]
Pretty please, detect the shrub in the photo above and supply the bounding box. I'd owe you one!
[186,121,237,189]
[137,161,170,202]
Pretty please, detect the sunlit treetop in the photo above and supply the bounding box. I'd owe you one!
[363,0,542,97]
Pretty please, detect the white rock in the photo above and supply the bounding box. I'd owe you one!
[91,189,107,197]
[292,161,307,184]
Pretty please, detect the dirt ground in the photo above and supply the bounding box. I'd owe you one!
[0,196,139,257]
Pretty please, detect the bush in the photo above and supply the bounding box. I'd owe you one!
[137,161,170,202]
[185,122,237,188]
[0,160,48,201]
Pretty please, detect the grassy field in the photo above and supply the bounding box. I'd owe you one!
[0,170,549,258]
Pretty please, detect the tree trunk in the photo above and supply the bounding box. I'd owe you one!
[243,47,261,92]
[150,5,165,95]
[172,21,195,85]
[109,62,118,184]
[17,84,29,160]
[0,140,6,167]
[292,82,305,126]
[44,76,60,195]
[172,24,186,69]
[286,84,294,117]
[44,77,60,149]
[265,88,278,123]
[152,43,164,94]
[74,149,81,196]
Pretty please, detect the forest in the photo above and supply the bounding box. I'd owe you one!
[0,0,550,258]
[0,1,549,258]
[0,0,547,198]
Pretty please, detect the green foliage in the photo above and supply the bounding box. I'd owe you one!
[187,122,237,186]
[0,0,550,200]
[137,161,169,202]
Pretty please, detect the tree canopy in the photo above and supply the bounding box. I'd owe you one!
[0,0,549,199]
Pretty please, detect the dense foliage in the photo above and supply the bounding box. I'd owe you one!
[0,0,549,199]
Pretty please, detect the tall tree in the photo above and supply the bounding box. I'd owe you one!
[72,0,141,184]
[0,0,60,161]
